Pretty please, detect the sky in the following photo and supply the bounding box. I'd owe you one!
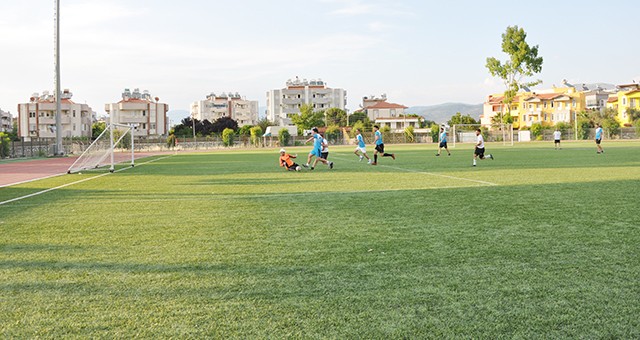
[1,0,639,122]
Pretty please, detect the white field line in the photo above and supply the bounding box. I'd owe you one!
[330,155,498,186]
[0,173,67,189]
[0,155,173,206]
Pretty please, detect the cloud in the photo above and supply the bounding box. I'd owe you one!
[321,0,412,17]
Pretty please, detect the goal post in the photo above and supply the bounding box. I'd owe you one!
[68,123,136,174]
[451,123,513,148]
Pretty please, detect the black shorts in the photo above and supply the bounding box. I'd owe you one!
[474,147,485,157]
[321,152,329,160]
[595,139,601,145]
[439,141,448,148]
[287,163,299,171]
[375,144,385,153]
[554,139,560,144]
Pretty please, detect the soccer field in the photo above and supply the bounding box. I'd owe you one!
[1,141,639,338]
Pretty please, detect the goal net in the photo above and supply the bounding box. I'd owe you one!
[451,123,513,148]
[68,123,135,173]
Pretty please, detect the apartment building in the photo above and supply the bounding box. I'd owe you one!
[191,92,258,126]
[105,88,168,136]
[482,85,587,128]
[606,83,640,125]
[267,77,347,125]
[17,89,94,140]
[0,108,12,133]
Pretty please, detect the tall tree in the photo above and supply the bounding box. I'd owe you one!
[486,25,543,123]
[325,108,347,126]
[290,104,325,130]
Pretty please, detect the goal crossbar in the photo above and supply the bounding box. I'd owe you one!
[451,123,513,148]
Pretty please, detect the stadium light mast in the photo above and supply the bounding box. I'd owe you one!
[54,0,63,155]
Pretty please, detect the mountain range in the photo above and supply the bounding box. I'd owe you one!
[406,103,483,124]
[168,102,484,127]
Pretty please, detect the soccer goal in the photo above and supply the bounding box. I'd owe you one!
[67,123,136,173]
[451,123,513,148]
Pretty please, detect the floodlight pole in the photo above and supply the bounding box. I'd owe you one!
[54,0,63,155]
[109,122,114,172]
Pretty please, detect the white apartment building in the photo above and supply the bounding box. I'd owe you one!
[267,77,347,125]
[0,108,12,133]
[17,89,94,140]
[105,88,168,136]
[191,92,258,126]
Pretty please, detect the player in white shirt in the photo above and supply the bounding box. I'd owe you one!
[353,128,371,164]
[473,128,493,167]
[319,137,334,169]
[553,129,561,150]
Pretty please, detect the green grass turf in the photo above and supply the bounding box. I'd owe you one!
[1,141,639,338]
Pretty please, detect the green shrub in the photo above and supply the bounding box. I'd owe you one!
[166,134,176,148]
[602,118,620,138]
[634,120,640,137]
[577,119,591,140]
[222,128,235,147]
[250,126,262,147]
[404,126,415,143]
[530,123,543,138]
[380,125,391,143]
[350,121,365,138]
[430,124,440,143]
[278,128,290,146]
[324,125,340,143]
[0,132,10,158]
[555,122,571,134]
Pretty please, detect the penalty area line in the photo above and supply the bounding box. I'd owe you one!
[330,155,498,187]
[0,155,173,207]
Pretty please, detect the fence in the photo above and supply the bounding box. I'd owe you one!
[3,128,639,159]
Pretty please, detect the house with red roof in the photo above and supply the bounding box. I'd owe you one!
[357,95,418,131]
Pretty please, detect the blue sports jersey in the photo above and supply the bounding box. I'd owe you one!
[357,134,365,148]
[375,130,383,145]
[440,131,447,142]
[312,133,323,152]
[595,127,603,139]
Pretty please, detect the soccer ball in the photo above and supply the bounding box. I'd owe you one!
[295,166,301,171]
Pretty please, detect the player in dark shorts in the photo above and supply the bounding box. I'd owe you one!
[371,125,395,165]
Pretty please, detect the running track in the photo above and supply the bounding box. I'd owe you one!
[0,152,166,188]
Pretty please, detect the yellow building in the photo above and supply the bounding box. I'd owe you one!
[609,84,640,126]
[482,87,585,129]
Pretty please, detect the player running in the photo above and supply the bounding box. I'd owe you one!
[353,128,371,164]
[279,149,301,171]
[371,125,395,165]
[302,127,332,170]
[472,128,493,167]
[436,126,451,156]
[318,136,334,169]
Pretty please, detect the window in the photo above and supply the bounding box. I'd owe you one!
[551,102,554,108]
[622,97,627,105]
[631,99,637,108]
[572,100,576,108]
[150,123,156,130]
[543,102,547,109]
[142,110,146,116]
[73,124,76,131]
[142,123,146,129]
[73,110,76,117]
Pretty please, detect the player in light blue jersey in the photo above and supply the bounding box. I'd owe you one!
[595,123,604,154]
[371,125,395,165]
[353,128,371,164]
[302,127,331,170]
[436,126,451,156]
